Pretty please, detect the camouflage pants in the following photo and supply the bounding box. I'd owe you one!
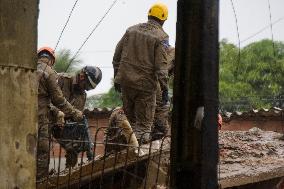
[152,85,169,140]
[105,108,139,153]
[121,86,156,143]
[37,115,50,181]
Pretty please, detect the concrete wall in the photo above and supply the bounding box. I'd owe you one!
[0,0,38,188]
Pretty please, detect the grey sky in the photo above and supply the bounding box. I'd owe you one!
[38,0,284,96]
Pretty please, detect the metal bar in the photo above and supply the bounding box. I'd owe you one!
[171,0,219,188]
[99,129,110,188]
[121,132,136,188]
[89,126,107,189]
[155,136,170,188]
[143,140,153,189]
[78,150,85,188]
[46,136,52,189]
[56,145,62,188]
[67,139,74,188]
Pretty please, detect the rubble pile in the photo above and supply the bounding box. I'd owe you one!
[219,127,284,180]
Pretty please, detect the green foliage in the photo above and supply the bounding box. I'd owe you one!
[219,39,284,111]
[97,86,122,108]
[85,86,122,109]
[86,39,284,110]
[54,49,82,73]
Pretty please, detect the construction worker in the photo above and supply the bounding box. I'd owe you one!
[152,47,175,140]
[51,66,102,119]
[113,3,169,143]
[50,66,102,167]
[36,47,83,181]
[105,107,139,153]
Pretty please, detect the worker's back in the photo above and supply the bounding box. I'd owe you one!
[115,19,168,92]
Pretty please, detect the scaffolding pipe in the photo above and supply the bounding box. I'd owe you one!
[171,0,219,188]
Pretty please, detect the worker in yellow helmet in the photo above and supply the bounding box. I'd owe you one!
[112,3,170,143]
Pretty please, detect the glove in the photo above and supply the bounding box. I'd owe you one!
[56,111,65,126]
[72,109,83,122]
[194,106,204,130]
[114,82,121,93]
[162,89,169,106]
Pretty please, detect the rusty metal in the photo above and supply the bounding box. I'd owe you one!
[171,0,219,188]
[36,124,170,189]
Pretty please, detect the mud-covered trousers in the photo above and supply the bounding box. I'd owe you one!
[121,86,156,143]
[152,84,169,140]
[37,114,50,181]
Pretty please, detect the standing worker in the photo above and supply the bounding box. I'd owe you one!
[112,3,169,143]
[51,66,102,167]
[36,47,83,182]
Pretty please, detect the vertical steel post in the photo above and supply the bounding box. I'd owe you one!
[170,0,219,188]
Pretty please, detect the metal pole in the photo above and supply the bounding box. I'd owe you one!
[0,0,38,188]
[170,0,219,188]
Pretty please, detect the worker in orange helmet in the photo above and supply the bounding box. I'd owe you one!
[36,46,83,182]
[37,47,56,66]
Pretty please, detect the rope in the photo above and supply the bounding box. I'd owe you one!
[230,0,241,75]
[54,0,80,50]
[65,0,119,72]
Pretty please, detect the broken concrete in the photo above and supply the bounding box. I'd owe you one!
[219,128,284,188]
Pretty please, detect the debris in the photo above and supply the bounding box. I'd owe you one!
[219,129,284,182]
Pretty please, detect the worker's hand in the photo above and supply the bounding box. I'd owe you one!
[162,89,169,106]
[114,82,121,93]
[194,106,204,130]
[56,111,65,126]
[73,109,83,122]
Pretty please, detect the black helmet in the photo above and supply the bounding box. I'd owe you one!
[82,66,102,89]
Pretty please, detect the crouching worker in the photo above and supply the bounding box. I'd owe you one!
[50,66,102,168]
[105,107,139,154]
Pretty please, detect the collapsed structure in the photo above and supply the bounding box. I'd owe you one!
[36,107,284,189]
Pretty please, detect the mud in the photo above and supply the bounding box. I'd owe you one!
[219,128,284,181]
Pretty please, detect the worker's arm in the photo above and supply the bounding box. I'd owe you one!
[155,39,169,92]
[167,47,175,77]
[46,71,83,121]
[112,32,128,78]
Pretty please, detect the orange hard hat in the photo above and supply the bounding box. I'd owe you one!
[38,47,55,61]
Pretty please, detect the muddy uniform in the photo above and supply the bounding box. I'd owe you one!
[51,73,87,167]
[57,73,86,111]
[37,59,81,180]
[50,73,86,122]
[105,108,138,153]
[113,19,169,143]
[152,47,175,140]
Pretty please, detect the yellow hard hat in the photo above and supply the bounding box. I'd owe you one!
[148,3,168,21]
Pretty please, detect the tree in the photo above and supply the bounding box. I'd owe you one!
[97,86,122,108]
[85,85,122,109]
[219,39,284,111]
[54,49,82,73]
